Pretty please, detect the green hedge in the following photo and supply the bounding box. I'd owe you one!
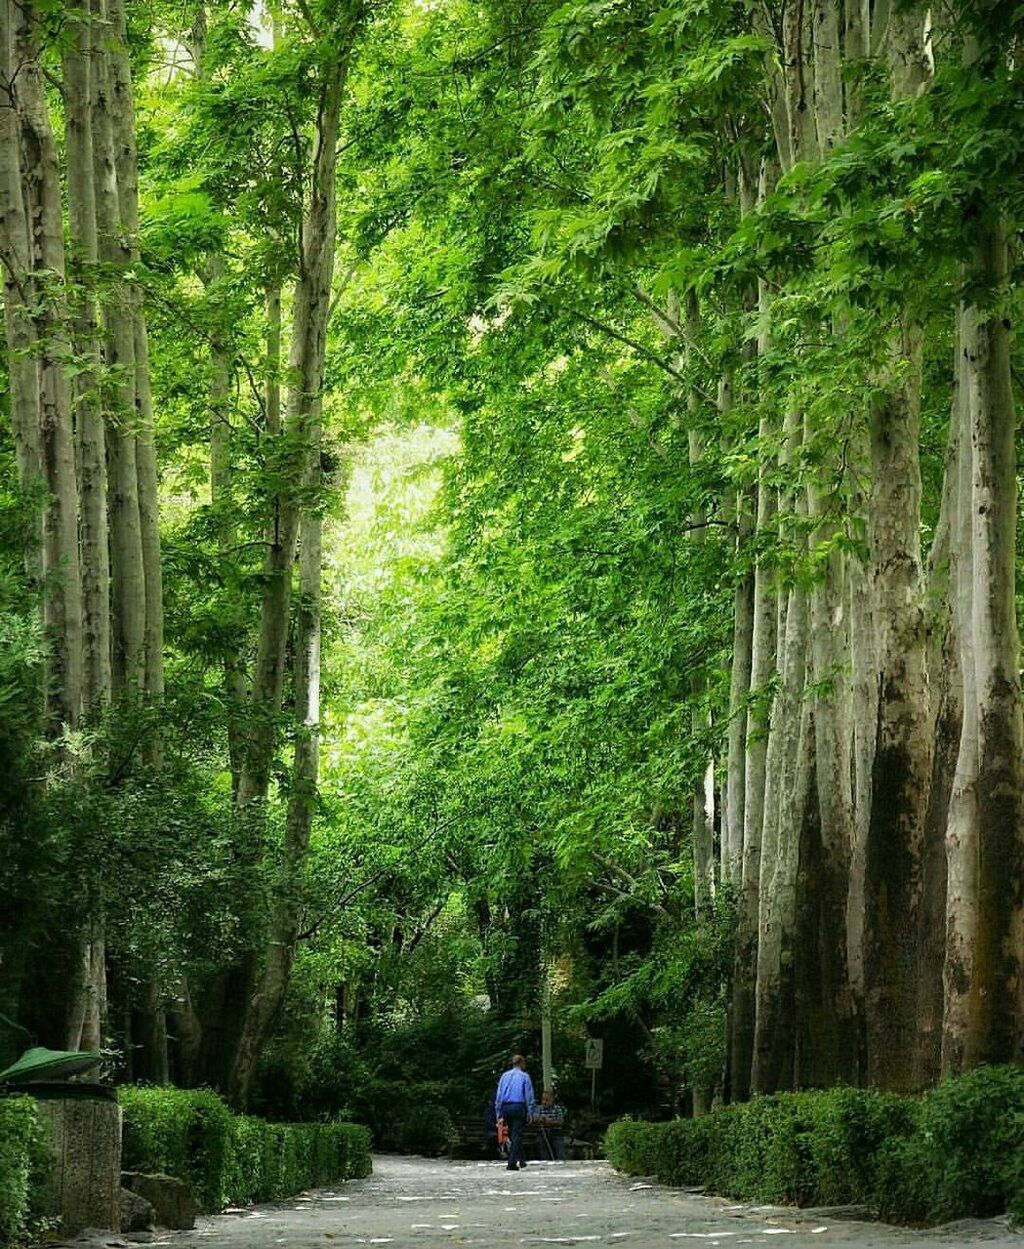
[0,1097,50,1248]
[606,1066,1024,1225]
[120,1087,371,1212]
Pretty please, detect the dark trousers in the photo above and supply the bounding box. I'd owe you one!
[540,1127,566,1161]
[501,1101,527,1168]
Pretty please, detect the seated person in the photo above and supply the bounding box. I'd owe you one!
[532,1089,567,1160]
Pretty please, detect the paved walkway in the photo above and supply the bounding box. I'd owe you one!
[84,1156,1022,1249]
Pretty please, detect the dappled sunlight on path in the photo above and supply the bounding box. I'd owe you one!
[84,1156,1021,1249]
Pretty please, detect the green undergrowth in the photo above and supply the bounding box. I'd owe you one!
[0,1096,50,1249]
[120,1087,371,1212]
[606,1066,1024,1226]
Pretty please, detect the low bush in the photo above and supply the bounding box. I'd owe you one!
[606,1066,1024,1225]
[0,1096,50,1249]
[120,1087,371,1212]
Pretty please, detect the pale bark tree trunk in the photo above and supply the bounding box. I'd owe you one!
[751,399,807,1094]
[805,505,856,1086]
[660,287,716,915]
[687,417,715,917]
[859,0,933,1093]
[266,284,282,437]
[228,19,356,1100]
[725,483,753,892]
[230,479,323,1107]
[752,576,809,1093]
[63,8,111,713]
[729,250,777,1102]
[80,925,107,1054]
[916,380,960,1086]
[105,0,165,710]
[845,428,873,1080]
[16,4,84,731]
[192,9,247,791]
[863,320,932,1091]
[943,224,1024,1070]
[0,0,41,535]
[173,980,203,1087]
[942,305,979,1073]
[207,263,249,790]
[91,0,145,697]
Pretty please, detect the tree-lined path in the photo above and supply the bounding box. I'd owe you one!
[105,1157,1019,1249]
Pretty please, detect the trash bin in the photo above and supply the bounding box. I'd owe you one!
[0,1047,121,1235]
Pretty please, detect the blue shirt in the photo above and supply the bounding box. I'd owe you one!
[495,1067,535,1116]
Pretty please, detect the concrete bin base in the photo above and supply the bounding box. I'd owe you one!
[35,1095,122,1235]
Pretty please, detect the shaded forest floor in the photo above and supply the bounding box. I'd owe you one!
[55,1156,1022,1248]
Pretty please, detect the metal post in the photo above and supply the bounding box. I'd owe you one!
[541,963,553,1093]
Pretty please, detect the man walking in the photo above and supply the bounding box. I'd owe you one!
[494,1054,535,1171]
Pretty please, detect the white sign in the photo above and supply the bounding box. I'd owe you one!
[584,1038,604,1070]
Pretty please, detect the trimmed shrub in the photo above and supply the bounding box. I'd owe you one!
[120,1087,370,1212]
[0,1096,50,1249]
[606,1067,1024,1225]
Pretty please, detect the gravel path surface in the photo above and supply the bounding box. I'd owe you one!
[70,1155,1022,1249]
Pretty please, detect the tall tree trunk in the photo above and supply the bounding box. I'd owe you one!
[91,0,145,697]
[804,504,856,1087]
[16,5,84,731]
[916,378,960,1087]
[725,490,754,891]
[752,576,810,1093]
[943,225,1024,1070]
[729,251,777,1102]
[667,287,716,916]
[862,321,932,1091]
[689,413,715,917]
[856,0,934,1094]
[0,0,41,536]
[230,490,323,1107]
[105,0,164,710]
[228,23,355,1100]
[845,433,874,1080]
[751,401,807,1094]
[63,8,111,713]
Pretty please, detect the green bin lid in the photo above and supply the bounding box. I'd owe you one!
[0,1046,102,1083]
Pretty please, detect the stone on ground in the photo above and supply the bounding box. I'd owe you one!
[119,1186,156,1232]
[122,1172,198,1229]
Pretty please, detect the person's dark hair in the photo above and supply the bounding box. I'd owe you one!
[512,1054,525,1068]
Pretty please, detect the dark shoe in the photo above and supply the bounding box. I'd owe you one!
[518,1162,527,1169]
[506,1164,517,1171]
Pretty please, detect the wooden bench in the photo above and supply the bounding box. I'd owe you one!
[447,1117,591,1161]
[447,1117,492,1159]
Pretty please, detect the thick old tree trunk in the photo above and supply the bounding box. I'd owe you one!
[862,324,932,1091]
[943,227,1024,1070]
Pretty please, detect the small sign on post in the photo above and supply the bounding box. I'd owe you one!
[585,1038,603,1107]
